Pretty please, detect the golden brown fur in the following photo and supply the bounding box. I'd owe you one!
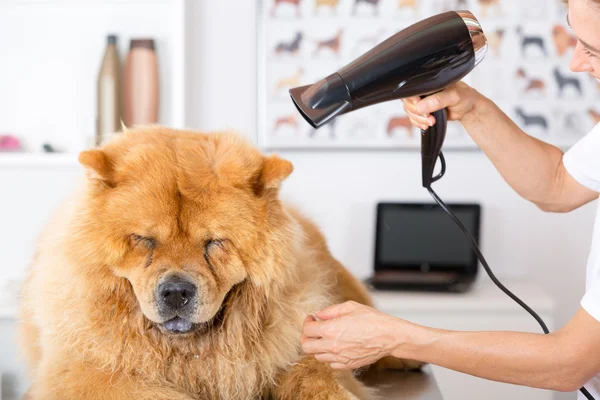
[18,126,421,400]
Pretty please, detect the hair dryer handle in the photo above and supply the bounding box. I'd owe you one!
[421,108,448,188]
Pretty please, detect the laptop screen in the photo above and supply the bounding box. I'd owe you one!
[374,203,481,273]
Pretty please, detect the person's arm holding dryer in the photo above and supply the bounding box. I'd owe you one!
[401,83,598,212]
[303,0,600,394]
[301,80,600,393]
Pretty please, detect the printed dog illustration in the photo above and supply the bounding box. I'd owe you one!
[477,0,503,17]
[272,115,299,133]
[274,32,303,56]
[516,26,548,57]
[314,0,340,14]
[554,67,583,97]
[271,0,302,17]
[397,0,418,16]
[387,116,414,137]
[353,0,381,16]
[515,107,548,131]
[515,67,546,94]
[552,25,577,56]
[273,67,304,96]
[487,28,505,56]
[312,28,344,57]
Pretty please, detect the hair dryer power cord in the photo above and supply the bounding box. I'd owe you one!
[426,152,594,400]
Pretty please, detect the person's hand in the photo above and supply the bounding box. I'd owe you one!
[401,81,480,130]
[300,300,407,370]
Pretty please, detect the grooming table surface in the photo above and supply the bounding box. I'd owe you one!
[361,365,442,400]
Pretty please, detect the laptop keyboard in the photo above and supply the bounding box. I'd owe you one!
[371,271,459,284]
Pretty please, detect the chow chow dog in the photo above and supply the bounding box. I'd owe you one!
[18,126,421,399]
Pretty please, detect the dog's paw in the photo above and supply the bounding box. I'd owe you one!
[294,386,372,400]
[310,391,360,400]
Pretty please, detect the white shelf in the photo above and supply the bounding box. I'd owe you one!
[0,0,187,153]
[0,153,80,168]
[0,304,17,320]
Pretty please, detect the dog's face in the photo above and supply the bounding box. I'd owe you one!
[77,128,293,336]
[113,193,251,336]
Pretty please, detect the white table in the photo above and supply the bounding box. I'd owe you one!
[370,278,556,400]
[361,365,442,399]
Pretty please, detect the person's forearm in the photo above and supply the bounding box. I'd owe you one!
[461,94,566,210]
[394,323,583,392]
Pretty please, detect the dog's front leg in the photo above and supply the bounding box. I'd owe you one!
[271,355,376,400]
[27,358,196,400]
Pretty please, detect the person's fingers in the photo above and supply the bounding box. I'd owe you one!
[408,116,429,131]
[408,113,433,127]
[403,99,428,117]
[302,318,323,338]
[329,362,353,370]
[416,93,443,114]
[300,332,307,345]
[416,89,460,115]
[403,100,434,129]
[403,96,421,105]
[301,338,333,355]
[314,301,357,320]
[299,327,312,345]
[314,352,346,364]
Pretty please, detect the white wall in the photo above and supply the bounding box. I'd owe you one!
[0,1,597,400]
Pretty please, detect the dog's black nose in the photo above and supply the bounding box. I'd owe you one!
[158,278,197,311]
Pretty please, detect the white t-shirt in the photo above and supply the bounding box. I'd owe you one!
[563,122,600,400]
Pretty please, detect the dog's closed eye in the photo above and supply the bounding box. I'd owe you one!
[205,239,224,251]
[130,234,156,250]
[204,239,226,270]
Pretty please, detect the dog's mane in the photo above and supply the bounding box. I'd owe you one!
[42,127,334,398]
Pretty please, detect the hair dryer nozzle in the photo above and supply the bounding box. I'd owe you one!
[457,11,488,66]
[289,73,352,128]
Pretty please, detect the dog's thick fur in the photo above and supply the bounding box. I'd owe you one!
[18,127,421,400]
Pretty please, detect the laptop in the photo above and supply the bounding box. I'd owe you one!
[366,202,481,293]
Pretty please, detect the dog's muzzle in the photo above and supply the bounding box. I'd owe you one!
[156,274,198,334]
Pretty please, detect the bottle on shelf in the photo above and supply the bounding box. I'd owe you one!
[123,38,159,127]
[96,34,122,147]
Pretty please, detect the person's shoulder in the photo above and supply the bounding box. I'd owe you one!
[588,121,600,135]
[568,122,600,149]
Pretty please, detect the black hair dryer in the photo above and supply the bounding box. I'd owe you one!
[289,10,488,188]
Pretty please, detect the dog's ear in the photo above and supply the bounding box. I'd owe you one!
[78,149,114,187]
[253,154,293,196]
